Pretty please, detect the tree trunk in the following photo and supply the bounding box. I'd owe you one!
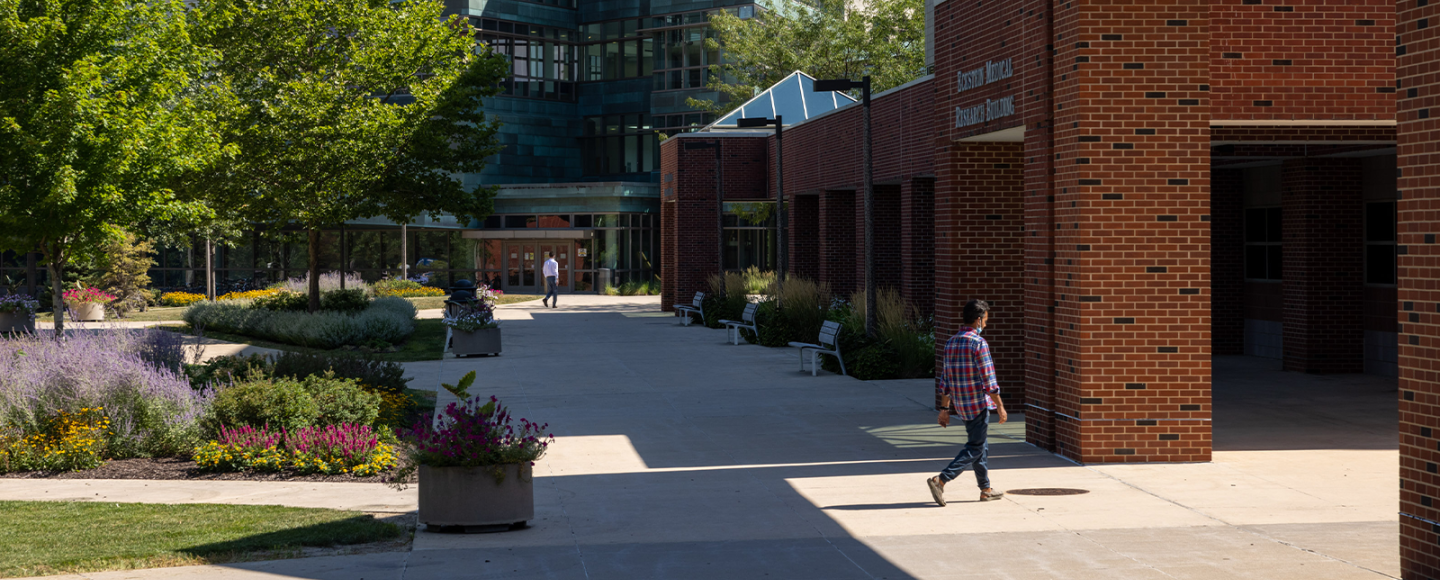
[47,244,65,336]
[307,228,321,312]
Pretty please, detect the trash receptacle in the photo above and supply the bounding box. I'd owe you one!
[597,268,613,293]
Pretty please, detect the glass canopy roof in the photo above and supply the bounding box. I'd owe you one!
[703,71,859,130]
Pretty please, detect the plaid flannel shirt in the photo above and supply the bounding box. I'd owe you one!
[938,327,998,421]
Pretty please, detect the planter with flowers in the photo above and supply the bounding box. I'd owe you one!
[0,294,39,333]
[443,300,501,357]
[394,372,552,531]
[64,288,115,322]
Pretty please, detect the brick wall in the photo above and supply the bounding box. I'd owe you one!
[788,194,820,282]
[856,184,903,296]
[1040,0,1213,463]
[819,190,857,295]
[1212,168,1244,355]
[1281,158,1364,374]
[902,178,936,315]
[778,78,936,196]
[936,143,1027,406]
[1210,0,1394,121]
[658,135,772,311]
[1398,0,1440,572]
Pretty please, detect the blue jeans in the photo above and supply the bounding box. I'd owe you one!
[939,410,990,489]
[544,275,558,303]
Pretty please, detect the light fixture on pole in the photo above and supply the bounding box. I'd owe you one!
[813,76,875,338]
[736,115,785,301]
[684,140,724,279]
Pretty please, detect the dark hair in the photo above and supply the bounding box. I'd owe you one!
[962,299,990,325]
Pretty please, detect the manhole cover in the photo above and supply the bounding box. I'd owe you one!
[1006,488,1090,496]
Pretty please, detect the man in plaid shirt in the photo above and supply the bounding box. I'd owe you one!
[927,299,1008,506]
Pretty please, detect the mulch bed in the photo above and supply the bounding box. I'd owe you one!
[0,457,414,483]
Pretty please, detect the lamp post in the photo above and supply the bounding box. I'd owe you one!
[813,76,875,338]
[736,115,784,300]
[684,140,724,278]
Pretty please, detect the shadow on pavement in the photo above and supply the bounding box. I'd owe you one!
[1212,355,1397,452]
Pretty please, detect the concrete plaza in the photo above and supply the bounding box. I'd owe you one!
[11,295,1399,579]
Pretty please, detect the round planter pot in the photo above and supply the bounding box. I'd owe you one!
[418,463,533,531]
[71,302,104,322]
[0,311,35,334]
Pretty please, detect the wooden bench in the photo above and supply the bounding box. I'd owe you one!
[673,291,705,326]
[788,320,846,376]
[719,302,759,345]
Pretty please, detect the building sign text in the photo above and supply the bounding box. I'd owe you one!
[955,96,1016,128]
[956,58,1013,93]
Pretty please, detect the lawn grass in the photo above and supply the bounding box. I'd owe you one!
[0,501,403,578]
[405,294,541,310]
[167,317,448,362]
[35,306,189,323]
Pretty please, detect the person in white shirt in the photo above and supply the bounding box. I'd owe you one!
[541,253,559,308]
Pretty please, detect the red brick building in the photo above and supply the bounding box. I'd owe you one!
[660,3,1440,575]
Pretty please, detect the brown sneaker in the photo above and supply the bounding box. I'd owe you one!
[979,488,1005,502]
[927,477,946,507]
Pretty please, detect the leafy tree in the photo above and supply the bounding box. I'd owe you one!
[189,0,509,311]
[692,0,926,114]
[87,231,156,317]
[0,0,222,333]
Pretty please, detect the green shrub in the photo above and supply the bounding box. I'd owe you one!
[320,289,369,312]
[850,343,900,380]
[207,378,321,433]
[270,351,409,394]
[186,354,271,388]
[373,279,422,293]
[187,351,411,394]
[182,296,416,349]
[205,375,381,435]
[251,289,307,311]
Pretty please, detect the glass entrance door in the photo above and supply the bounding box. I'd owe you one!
[538,242,572,292]
[504,243,539,294]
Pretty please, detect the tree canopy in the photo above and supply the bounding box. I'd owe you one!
[185,0,509,309]
[0,0,224,332]
[693,0,926,114]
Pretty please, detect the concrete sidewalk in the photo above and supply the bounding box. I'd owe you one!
[8,295,1399,579]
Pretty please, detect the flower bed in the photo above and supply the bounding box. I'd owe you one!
[0,330,207,465]
[158,292,206,307]
[193,423,396,476]
[217,288,280,302]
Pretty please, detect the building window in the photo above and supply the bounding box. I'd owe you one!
[1366,201,1397,285]
[723,202,775,271]
[478,20,579,101]
[579,19,653,81]
[1244,207,1282,281]
[582,114,658,175]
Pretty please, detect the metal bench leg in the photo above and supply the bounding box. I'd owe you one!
[836,354,846,377]
[798,350,807,372]
[811,351,819,376]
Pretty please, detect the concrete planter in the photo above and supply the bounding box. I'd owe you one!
[418,463,533,530]
[0,311,34,334]
[451,327,501,357]
[70,302,104,322]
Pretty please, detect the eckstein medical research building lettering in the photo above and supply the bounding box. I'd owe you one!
[954,58,1013,128]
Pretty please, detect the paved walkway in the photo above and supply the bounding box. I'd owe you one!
[7,295,1400,579]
